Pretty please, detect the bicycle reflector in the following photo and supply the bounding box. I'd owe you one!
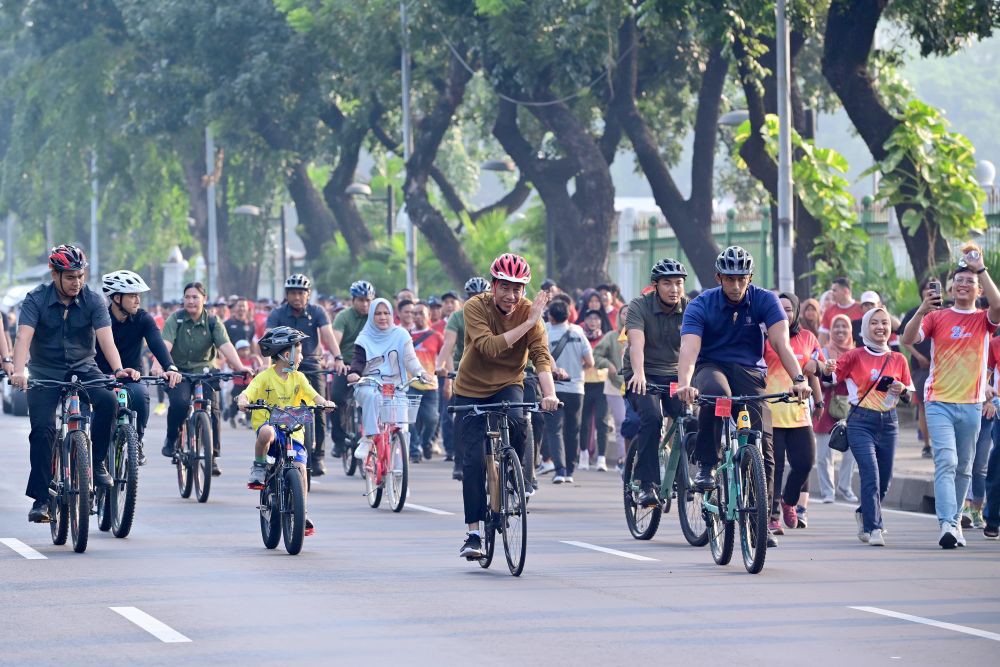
[381,383,395,398]
[715,397,733,417]
[669,382,678,396]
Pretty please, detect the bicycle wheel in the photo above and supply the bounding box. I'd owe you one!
[50,441,68,546]
[478,456,496,569]
[622,442,661,540]
[363,444,383,508]
[192,412,213,503]
[176,423,193,499]
[707,468,734,566]
[260,472,281,549]
[387,431,408,512]
[501,450,527,576]
[69,432,91,554]
[281,467,306,555]
[111,425,140,538]
[676,434,708,547]
[738,442,769,574]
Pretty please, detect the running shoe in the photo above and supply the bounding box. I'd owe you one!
[768,518,784,536]
[781,502,798,529]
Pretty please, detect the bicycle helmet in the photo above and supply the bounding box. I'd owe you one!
[349,280,375,299]
[715,246,755,276]
[284,273,312,291]
[102,270,150,296]
[489,253,531,285]
[464,276,490,296]
[258,326,309,357]
[650,258,688,281]
[48,244,89,272]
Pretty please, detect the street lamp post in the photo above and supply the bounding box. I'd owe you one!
[345,183,395,238]
[90,150,99,286]
[205,127,219,298]
[775,0,795,293]
[234,204,288,291]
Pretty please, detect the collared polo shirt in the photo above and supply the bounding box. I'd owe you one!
[681,284,785,370]
[161,309,230,373]
[622,292,686,379]
[18,282,112,380]
[266,303,330,366]
[332,306,366,363]
[224,317,255,346]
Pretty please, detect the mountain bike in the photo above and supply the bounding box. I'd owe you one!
[696,392,793,574]
[622,383,707,546]
[339,391,362,477]
[302,368,343,488]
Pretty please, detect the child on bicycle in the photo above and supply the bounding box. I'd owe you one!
[237,326,336,536]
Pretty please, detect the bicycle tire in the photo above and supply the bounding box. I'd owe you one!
[50,441,68,546]
[622,442,661,540]
[676,434,708,547]
[177,423,193,499]
[364,446,383,508]
[479,455,496,569]
[304,422,314,492]
[738,442,769,574]
[111,425,140,538]
[282,467,306,555]
[387,431,408,512]
[97,487,112,532]
[707,470,734,566]
[193,412,213,503]
[501,450,527,576]
[341,405,359,476]
[260,473,281,549]
[69,432,91,554]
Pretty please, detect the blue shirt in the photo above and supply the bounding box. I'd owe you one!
[18,282,112,380]
[266,303,330,367]
[680,284,785,369]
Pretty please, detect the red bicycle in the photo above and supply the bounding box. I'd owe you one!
[350,376,421,512]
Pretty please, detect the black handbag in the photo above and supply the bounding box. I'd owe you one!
[828,353,891,453]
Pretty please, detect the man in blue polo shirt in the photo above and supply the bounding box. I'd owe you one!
[675,247,811,542]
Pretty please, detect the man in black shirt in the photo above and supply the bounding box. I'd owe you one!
[225,297,256,351]
[97,270,182,464]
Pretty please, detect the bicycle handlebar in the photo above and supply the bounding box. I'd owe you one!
[696,392,797,404]
[448,401,559,416]
[348,375,423,391]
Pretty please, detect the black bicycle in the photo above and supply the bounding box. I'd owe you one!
[96,378,153,538]
[302,368,343,487]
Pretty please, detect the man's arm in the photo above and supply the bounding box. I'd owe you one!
[766,320,810,399]
[536,370,560,411]
[466,292,548,358]
[10,325,35,389]
[674,333,702,403]
[437,329,457,372]
[96,327,139,379]
[900,293,937,346]
[626,329,647,394]
[318,324,345,373]
[582,341,595,369]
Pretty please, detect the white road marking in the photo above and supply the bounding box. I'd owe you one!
[406,503,454,515]
[850,606,1000,642]
[110,607,192,643]
[834,502,937,519]
[0,538,46,560]
[560,540,659,562]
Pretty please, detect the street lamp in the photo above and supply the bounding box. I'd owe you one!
[346,182,396,238]
[234,204,287,281]
[718,110,749,127]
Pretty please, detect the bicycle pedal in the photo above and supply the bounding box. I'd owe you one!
[247,483,264,490]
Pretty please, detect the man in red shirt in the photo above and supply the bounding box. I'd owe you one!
[820,277,864,346]
[409,302,445,462]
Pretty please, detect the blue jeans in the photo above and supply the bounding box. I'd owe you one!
[925,401,981,526]
[984,420,1000,527]
[969,414,993,502]
[846,407,898,533]
[408,387,439,458]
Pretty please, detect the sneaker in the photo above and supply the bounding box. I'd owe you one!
[820,495,835,504]
[552,470,566,484]
[856,512,868,543]
[768,518,784,536]
[939,523,958,549]
[921,445,932,459]
[460,532,483,559]
[766,532,779,548]
[578,450,590,471]
[354,437,373,461]
[636,483,659,507]
[247,462,267,489]
[971,508,985,529]
[961,512,973,530]
[211,460,222,477]
[524,485,535,499]
[154,402,167,416]
[161,436,177,458]
[616,459,625,474]
[311,451,327,477]
[452,469,463,481]
[563,475,574,484]
[596,456,608,472]
[445,454,454,462]
[27,499,50,523]
[305,517,315,537]
[410,456,421,464]
[869,528,885,546]
[536,460,555,475]
[781,502,798,529]
[984,524,999,539]
[796,506,808,529]
[836,489,859,503]
[137,442,147,467]
[956,525,967,547]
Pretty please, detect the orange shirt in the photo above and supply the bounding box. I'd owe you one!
[989,336,1000,391]
[920,307,995,403]
[820,301,864,334]
[764,330,822,428]
[835,347,913,412]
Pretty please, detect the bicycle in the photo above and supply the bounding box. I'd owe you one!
[695,392,794,574]
[338,391,362,477]
[448,400,550,577]
[169,369,245,503]
[245,403,327,555]
[350,376,418,512]
[621,383,708,547]
[302,368,343,487]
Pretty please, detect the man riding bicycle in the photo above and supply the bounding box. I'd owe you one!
[266,274,346,476]
[674,247,811,546]
[331,280,375,457]
[11,245,140,523]
[96,270,183,465]
[453,253,559,559]
[624,258,689,508]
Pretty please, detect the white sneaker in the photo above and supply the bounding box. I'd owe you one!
[537,460,555,475]
[578,450,590,471]
[596,456,608,472]
[354,438,373,461]
[855,512,868,543]
[552,475,565,484]
[939,523,959,549]
[869,529,885,546]
[820,495,835,504]
[956,525,967,547]
[563,475,574,484]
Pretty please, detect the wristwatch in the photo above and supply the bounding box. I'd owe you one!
[2,356,12,364]
[334,355,344,361]
[113,367,125,376]
[167,364,179,372]
[977,267,988,274]
[815,401,825,410]
[792,374,806,384]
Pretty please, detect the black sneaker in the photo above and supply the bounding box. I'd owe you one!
[161,436,176,458]
[452,469,463,481]
[311,451,327,477]
[984,524,999,540]
[137,441,147,467]
[445,454,454,462]
[922,445,932,459]
[767,531,779,548]
[28,499,50,523]
[636,483,659,508]
[93,460,113,487]
[212,461,222,477]
[694,463,716,490]
[410,456,421,464]
[460,532,483,559]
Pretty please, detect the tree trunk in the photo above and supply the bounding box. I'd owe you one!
[320,118,374,257]
[215,168,259,297]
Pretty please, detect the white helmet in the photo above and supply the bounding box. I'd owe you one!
[102,270,150,296]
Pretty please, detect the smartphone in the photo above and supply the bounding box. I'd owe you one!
[876,376,895,392]
[927,279,942,307]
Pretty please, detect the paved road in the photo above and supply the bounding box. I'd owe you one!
[1,409,999,664]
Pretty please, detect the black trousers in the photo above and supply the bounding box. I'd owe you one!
[543,391,583,475]
[457,386,527,525]
[625,373,682,484]
[330,372,350,452]
[122,381,150,439]
[580,382,609,456]
[772,425,815,508]
[303,370,327,453]
[26,369,117,501]
[693,362,775,506]
[166,382,222,457]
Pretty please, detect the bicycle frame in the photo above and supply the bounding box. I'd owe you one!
[351,376,418,487]
[700,407,751,523]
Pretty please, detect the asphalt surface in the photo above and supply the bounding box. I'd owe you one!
[2,409,999,665]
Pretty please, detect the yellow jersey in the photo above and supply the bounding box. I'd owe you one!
[243,367,323,442]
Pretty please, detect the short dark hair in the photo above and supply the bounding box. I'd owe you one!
[397,298,414,310]
[552,293,572,306]
[832,277,851,290]
[952,265,977,280]
[183,281,207,297]
[547,300,569,323]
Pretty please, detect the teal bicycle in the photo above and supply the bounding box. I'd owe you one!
[695,392,793,574]
[622,384,707,546]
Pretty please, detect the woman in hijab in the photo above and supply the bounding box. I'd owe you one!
[814,314,858,503]
[578,309,610,470]
[764,292,825,534]
[832,307,913,546]
[800,298,821,336]
[347,298,434,461]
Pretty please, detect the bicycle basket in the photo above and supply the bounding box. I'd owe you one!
[379,395,422,424]
[268,406,314,430]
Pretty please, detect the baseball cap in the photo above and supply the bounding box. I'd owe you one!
[859,290,880,305]
[426,296,442,307]
[235,340,251,350]
[441,291,459,301]
[541,279,557,291]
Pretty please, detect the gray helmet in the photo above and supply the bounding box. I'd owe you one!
[464,276,490,296]
[650,258,688,281]
[258,326,309,357]
[715,246,754,276]
[284,274,312,291]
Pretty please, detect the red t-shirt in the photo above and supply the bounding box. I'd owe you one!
[431,319,447,335]
[411,327,443,390]
[764,329,823,428]
[254,311,269,340]
[834,347,913,412]
[988,337,1000,391]
[820,301,864,334]
[919,307,995,403]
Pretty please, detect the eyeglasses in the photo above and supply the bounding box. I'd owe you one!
[953,278,977,286]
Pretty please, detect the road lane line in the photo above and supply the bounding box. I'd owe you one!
[849,606,1000,642]
[560,540,659,562]
[834,502,937,519]
[406,503,454,515]
[0,538,46,559]
[110,607,192,643]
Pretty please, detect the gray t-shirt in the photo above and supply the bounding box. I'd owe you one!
[545,321,589,395]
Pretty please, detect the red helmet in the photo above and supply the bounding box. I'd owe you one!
[48,244,89,272]
[489,253,531,285]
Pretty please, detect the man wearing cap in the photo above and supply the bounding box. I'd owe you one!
[427,296,446,335]
[853,290,901,349]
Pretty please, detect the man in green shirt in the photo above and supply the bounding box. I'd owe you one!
[330,280,374,455]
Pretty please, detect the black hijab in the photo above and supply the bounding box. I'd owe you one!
[779,292,801,337]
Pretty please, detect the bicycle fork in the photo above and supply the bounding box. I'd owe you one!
[486,433,501,514]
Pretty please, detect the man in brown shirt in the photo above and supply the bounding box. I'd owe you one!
[454,253,559,560]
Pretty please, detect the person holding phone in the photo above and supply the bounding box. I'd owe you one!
[900,247,1000,548]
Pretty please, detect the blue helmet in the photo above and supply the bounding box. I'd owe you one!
[349,280,375,299]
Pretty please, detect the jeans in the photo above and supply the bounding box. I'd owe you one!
[408,387,439,458]
[625,373,682,484]
[166,381,222,457]
[544,391,583,475]
[925,401,981,526]
[330,373,350,452]
[580,382,609,457]
[984,419,1000,527]
[122,381,150,439]
[970,414,993,503]
[847,407,898,533]
[815,432,857,500]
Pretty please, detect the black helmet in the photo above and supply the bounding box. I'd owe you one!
[284,274,312,291]
[715,246,754,276]
[650,258,688,281]
[258,326,309,357]
[464,276,490,296]
[349,280,375,299]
